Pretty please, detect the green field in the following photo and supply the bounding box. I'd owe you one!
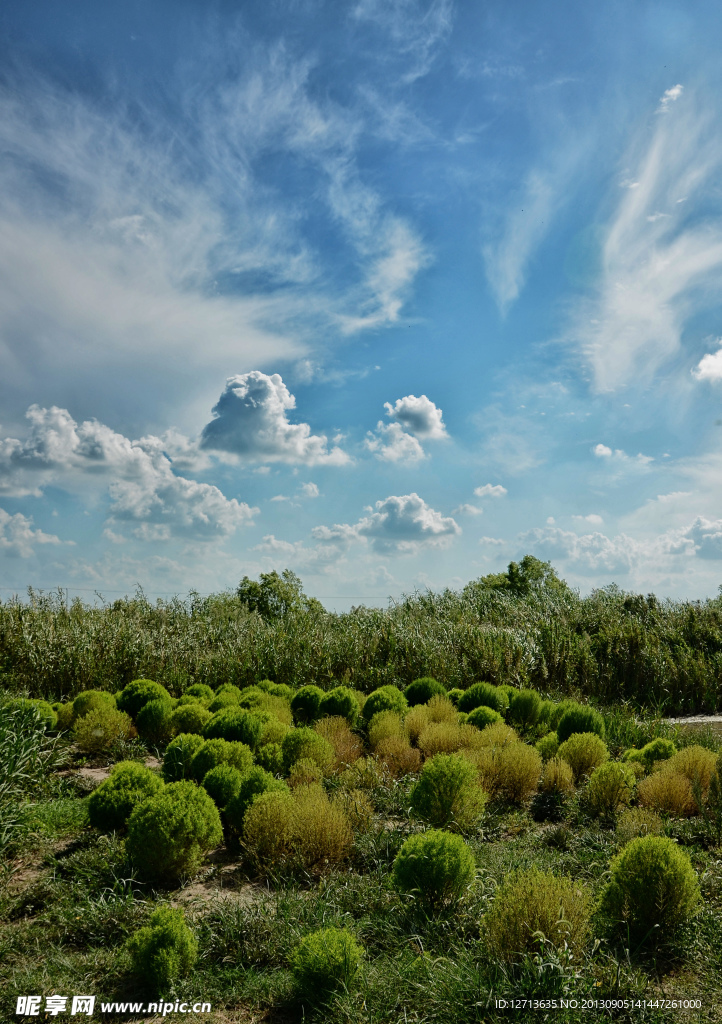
[2,561,722,1023]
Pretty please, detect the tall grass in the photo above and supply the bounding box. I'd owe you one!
[2,574,722,713]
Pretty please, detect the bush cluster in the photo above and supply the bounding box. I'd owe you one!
[87,761,164,832]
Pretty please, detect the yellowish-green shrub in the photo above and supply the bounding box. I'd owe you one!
[600,835,701,942]
[337,756,387,791]
[368,711,406,750]
[243,789,296,862]
[392,829,476,912]
[289,758,323,789]
[87,761,164,831]
[418,722,463,758]
[586,761,635,818]
[376,735,422,777]
[497,742,542,803]
[331,789,374,833]
[410,753,486,830]
[426,695,458,724]
[281,727,335,775]
[405,704,430,745]
[259,717,289,746]
[163,733,205,782]
[290,784,353,866]
[291,927,363,1002]
[126,907,197,991]
[485,868,591,960]
[535,732,559,761]
[616,807,664,846]
[74,706,133,754]
[539,756,575,796]
[557,732,608,783]
[668,745,718,797]
[637,767,695,816]
[314,716,363,770]
[170,702,212,736]
[477,722,518,748]
[73,690,116,719]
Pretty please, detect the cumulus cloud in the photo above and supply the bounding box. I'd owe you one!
[199,372,349,465]
[384,394,448,439]
[0,508,66,558]
[299,482,320,498]
[573,514,604,526]
[685,516,722,559]
[453,503,483,516]
[692,343,722,382]
[570,88,722,390]
[312,492,460,554]
[0,405,256,540]
[365,393,447,461]
[474,483,507,498]
[365,422,426,462]
[521,524,693,574]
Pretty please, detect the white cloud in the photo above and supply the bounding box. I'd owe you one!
[453,504,483,516]
[0,405,257,540]
[384,394,448,438]
[685,516,722,559]
[365,393,448,462]
[312,492,460,554]
[572,514,604,525]
[474,483,507,498]
[570,89,722,390]
[299,482,320,498]
[0,507,65,557]
[592,444,653,466]
[692,343,722,382]
[521,524,693,574]
[658,84,684,114]
[352,0,453,83]
[365,422,426,463]
[199,372,349,466]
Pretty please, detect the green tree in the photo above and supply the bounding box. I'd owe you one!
[236,570,320,621]
[470,555,568,597]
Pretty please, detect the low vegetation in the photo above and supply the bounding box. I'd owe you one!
[2,561,722,1022]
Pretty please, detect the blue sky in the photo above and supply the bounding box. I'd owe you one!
[3,0,722,607]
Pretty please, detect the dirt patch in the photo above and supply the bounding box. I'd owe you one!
[171,878,270,911]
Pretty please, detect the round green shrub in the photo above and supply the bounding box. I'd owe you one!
[126,906,198,990]
[256,742,284,775]
[87,761,164,831]
[135,699,175,746]
[208,692,242,713]
[446,688,465,707]
[202,764,245,810]
[215,684,244,700]
[73,690,116,718]
[54,701,75,732]
[392,829,476,911]
[557,732,609,783]
[404,677,447,706]
[535,731,560,760]
[457,683,506,715]
[225,767,290,833]
[290,685,325,724]
[623,737,677,771]
[126,781,223,882]
[170,703,212,736]
[547,699,581,731]
[586,761,636,818]
[291,927,363,1002]
[485,868,591,959]
[556,703,605,744]
[509,689,542,732]
[74,706,133,753]
[362,685,408,723]
[190,738,254,783]
[600,836,701,942]
[257,680,294,701]
[281,727,335,774]
[497,684,518,708]
[410,753,487,831]
[117,679,171,719]
[466,706,503,730]
[163,733,205,782]
[184,684,214,702]
[203,707,264,749]
[319,686,361,724]
[13,698,58,731]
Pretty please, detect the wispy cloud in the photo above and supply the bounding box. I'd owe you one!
[352,0,453,83]
[571,86,722,390]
